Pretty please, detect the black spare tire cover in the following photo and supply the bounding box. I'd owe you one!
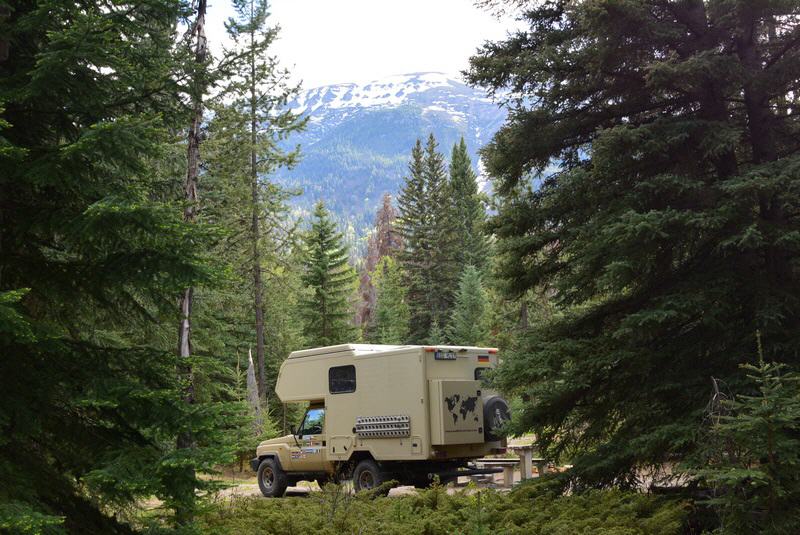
[483,395,510,441]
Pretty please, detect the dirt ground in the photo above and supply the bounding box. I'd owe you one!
[216,471,521,499]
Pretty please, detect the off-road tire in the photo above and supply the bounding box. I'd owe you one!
[352,459,385,492]
[257,457,288,498]
[483,395,511,441]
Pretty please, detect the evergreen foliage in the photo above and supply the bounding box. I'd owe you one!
[0,0,238,529]
[690,340,800,534]
[397,139,431,342]
[447,266,490,346]
[424,134,461,324]
[370,256,410,345]
[201,482,687,534]
[301,202,357,347]
[215,0,306,407]
[468,0,800,485]
[450,138,491,272]
[398,135,461,342]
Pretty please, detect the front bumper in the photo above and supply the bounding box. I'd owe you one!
[250,457,260,472]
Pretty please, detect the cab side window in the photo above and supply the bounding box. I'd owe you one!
[329,365,356,394]
[300,408,325,436]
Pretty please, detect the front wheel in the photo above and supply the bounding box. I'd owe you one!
[352,459,385,492]
[257,457,288,498]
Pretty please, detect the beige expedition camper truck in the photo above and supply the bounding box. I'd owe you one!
[250,344,510,497]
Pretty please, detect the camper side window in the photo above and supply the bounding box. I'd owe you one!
[329,365,356,394]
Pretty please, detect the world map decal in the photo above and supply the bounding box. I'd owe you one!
[444,394,478,425]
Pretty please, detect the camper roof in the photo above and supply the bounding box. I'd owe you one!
[286,344,497,359]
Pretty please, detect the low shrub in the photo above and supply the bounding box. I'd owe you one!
[199,480,688,534]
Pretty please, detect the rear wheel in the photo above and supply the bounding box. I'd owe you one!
[257,457,288,498]
[352,459,385,492]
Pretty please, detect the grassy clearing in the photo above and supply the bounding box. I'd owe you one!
[198,480,688,535]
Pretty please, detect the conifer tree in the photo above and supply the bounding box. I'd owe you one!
[0,0,230,528]
[301,202,357,346]
[398,135,462,342]
[371,256,410,344]
[397,139,432,342]
[424,134,461,323]
[175,0,209,524]
[427,319,445,345]
[691,345,800,534]
[469,0,800,485]
[214,0,305,407]
[450,137,490,271]
[447,266,490,346]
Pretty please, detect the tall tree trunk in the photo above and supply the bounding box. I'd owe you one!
[734,10,788,285]
[248,0,268,413]
[176,0,206,525]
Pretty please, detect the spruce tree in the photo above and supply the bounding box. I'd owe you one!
[691,345,800,534]
[450,137,490,271]
[301,202,357,347]
[0,0,230,528]
[398,135,461,342]
[397,139,432,342]
[371,256,410,344]
[214,0,306,407]
[447,266,490,346]
[468,0,800,485]
[424,134,461,325]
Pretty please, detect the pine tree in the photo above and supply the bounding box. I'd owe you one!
[301,202,357,347]
[450,137,490,271]
[371,256,410,344]
[214,0,306,408]
[468,0,800,485]
[447,266,490,346]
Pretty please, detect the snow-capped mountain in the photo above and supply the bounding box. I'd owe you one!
[274,72,506,239]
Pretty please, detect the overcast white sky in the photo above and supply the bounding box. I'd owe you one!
[205,0,516,89]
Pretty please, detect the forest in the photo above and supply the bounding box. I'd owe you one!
[1,0,800,534]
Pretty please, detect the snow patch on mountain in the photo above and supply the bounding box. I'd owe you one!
[292,72,466,113]
[277,72,506,239]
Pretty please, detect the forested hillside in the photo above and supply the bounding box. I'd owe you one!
[276,73,506,240]
[2,1,800,534]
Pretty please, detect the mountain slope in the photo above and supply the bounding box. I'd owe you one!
[275,73,506,239]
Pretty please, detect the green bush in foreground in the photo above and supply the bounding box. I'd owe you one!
[200,481,687,535]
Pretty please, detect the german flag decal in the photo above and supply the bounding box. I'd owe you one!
[477,355,490,362]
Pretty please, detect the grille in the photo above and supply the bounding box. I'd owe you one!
[355,415,411,438]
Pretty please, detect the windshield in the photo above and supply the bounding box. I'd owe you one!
[299,407,325,436]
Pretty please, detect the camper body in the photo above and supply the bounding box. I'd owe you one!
[251,344,509,496]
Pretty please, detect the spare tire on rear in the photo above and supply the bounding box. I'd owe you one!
[483,395,510,441]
